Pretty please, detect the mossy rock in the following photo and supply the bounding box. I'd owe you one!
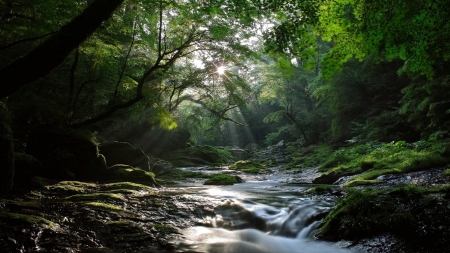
[152,160,175,175]
[100,182,155,192]
[312,170,356,184]
[316,185,450,249]
[161,146,233,167]
[83,202,124,212]
[44,181,97,195]
[99,141,151,171]
[25,124,107,181]
[204,173,243,185]
[229,160,266,174]
[0,211,56,229]
[102,165,159,187]
[66,192,126,202]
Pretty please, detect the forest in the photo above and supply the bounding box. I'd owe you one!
[1,0,450,252]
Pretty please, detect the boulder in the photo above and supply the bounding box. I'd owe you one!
[312,171,356,184]
[99,141,150,171]
[230,148,249,161]
[103,165,159,187]
[245,143,259,153]
[25,124,107,181]
[152,160,175,175]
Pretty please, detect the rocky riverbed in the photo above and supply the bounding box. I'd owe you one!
[1,143,449,253]
[0,181,222,252]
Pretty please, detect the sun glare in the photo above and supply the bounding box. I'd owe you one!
[217,66,226,75]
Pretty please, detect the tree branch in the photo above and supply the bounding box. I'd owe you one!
[183,96,248,126]
[113,18,137,101]
[0,31,57,50]
[0,0,126,98]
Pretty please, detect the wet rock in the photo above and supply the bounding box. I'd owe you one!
[152,160,175,176]
[99,141,151,172]
[204,174,243,185]
[0,180,220,253]
[245,143,259,153]
[230,148,249,161]
[313,171,356,184]
[103,165,159,187]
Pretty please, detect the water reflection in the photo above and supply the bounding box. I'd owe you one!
[172,181,354,253]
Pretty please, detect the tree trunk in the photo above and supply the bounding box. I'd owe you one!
[0,0,125,98]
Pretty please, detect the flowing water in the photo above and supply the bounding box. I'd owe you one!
[170,170,354,253]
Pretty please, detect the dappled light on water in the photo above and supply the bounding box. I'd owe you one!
[171,180,354,253]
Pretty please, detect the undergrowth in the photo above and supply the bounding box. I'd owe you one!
[289,140,450,185]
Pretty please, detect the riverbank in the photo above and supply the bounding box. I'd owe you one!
[1,141,450,252]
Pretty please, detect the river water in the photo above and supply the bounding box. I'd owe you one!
[170,174,354,253]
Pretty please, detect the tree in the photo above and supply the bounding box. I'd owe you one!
[317,0,450,79]
[0,0,126,98]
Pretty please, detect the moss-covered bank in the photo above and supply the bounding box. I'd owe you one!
[317,185,450,252]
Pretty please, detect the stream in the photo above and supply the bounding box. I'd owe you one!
[1,166,357,253]
[168,168,353,253]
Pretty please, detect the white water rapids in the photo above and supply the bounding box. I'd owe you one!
[172,179,355,253]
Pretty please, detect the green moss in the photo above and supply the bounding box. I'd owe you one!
[0,211,56,229]
[314,141,450,186]
[101,182,155,192]
[317,184,450,244]
[45,181,97,194]
[204,173,241,185]
[104,167,157,187]
[306,185,333,194]
[230,160,266,174]
[317,187,415,240]
[66,192,125,202]
[344,179,381,187]
[443,168,450,176]
[83,202,123,212]
[286,144,335,169]
[150,224,179,234]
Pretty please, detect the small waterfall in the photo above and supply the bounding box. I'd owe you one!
[174,183,355,253]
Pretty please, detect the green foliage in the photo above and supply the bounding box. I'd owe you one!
[316,140,450,186]
[400,76,450,138]
[286,144,334,169]
[317,0,450,79]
